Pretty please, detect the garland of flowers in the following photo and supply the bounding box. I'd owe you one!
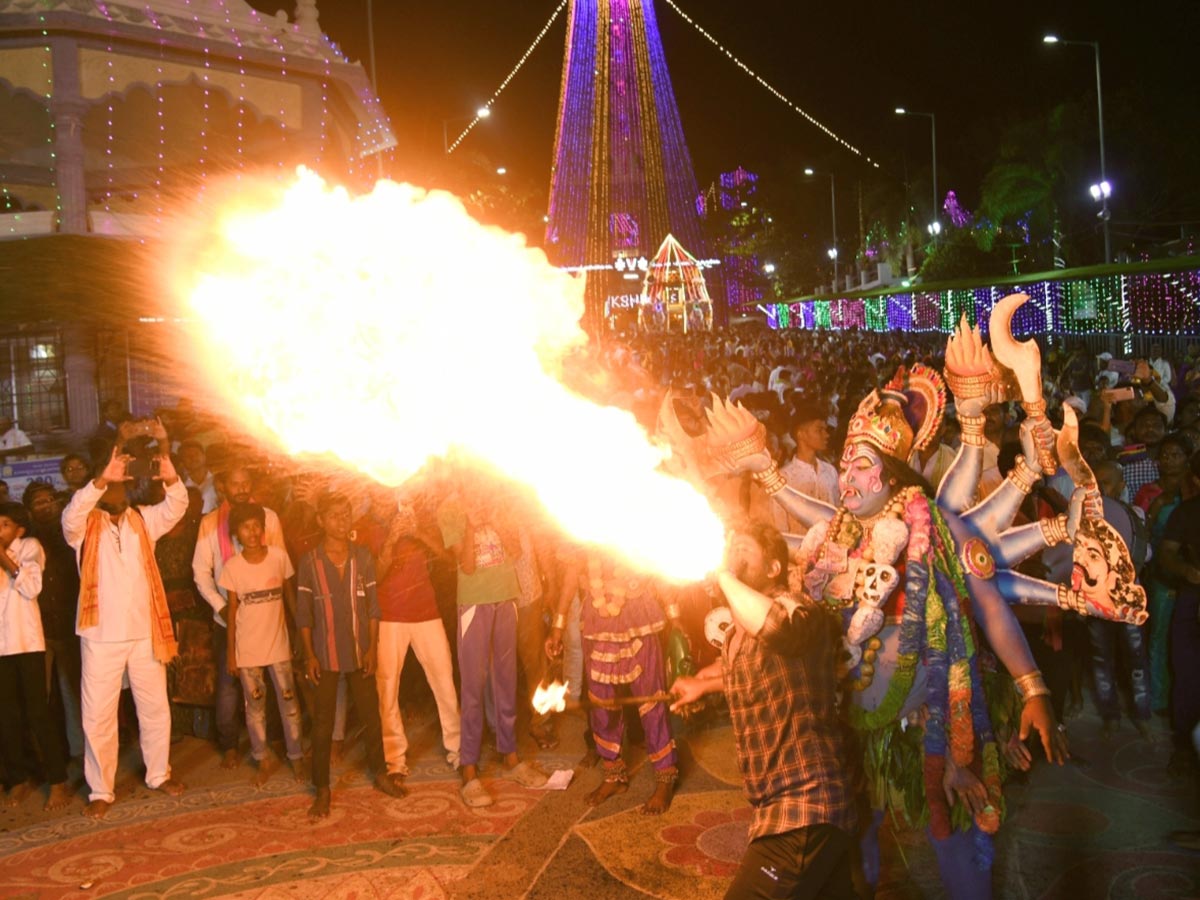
[932,510,1006,836]
[849,493,1011,839]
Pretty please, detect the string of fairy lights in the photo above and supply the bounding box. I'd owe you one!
[659,0,878,168]
[446,0,568,154]
[763,268,1200,338]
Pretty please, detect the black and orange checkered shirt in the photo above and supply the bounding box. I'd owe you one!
[722,594,855,840]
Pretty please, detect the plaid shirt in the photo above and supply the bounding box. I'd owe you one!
[722,593,855,840]
[1118,445,1159,501]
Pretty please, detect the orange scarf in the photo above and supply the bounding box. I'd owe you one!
[77,507,179,663]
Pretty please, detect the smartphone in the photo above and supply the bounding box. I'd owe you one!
[1101,386,1136,404]
[1106,359,1137,377]
[126,456,161,479]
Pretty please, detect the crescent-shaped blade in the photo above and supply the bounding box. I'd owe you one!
[989,293,1042,403]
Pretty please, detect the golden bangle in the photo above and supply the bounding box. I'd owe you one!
[1007,455,1041,494]
[957,413,986,428]
[960,431,988,448]
[552,613,567,630]
[665,604,681,620]
[1023,398,1048,417]
[716,427,767,464]
[753,465,787,496]
[945,370,994,399]
[1015,670,1050,701]
[1040,515,1069,546]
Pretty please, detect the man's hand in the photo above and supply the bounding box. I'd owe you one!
[0,550,19,577]
[943,758,989,816]
[544,627,564,660]
[156,450,180,485]
[96,446,132,488]
[306,655,322,684]
[149,416,169,445]
[669,675,709,712]
[1003,733,1033,772]
[226,657,239,679]
[361,646,377,677]
[1019,694,1068,765]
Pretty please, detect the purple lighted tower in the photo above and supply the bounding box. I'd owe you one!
[545,0,709,333]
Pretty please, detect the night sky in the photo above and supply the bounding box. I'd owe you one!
[262,0,1198,214]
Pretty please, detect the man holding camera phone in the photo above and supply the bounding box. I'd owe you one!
[62,419,188,818]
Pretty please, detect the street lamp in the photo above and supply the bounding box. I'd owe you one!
[804,167,838,289]
[1044,34,1111,263]
[895,107,939,236]
[763,262,776,275]
[496,167,507,175]
[442,106,492,154]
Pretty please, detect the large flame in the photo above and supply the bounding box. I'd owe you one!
[169,168,724,581]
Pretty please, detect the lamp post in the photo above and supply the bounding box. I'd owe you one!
[1043,35,1111,264]
[442,106,491,154]
[804,167,838,290]
[895,108,938,236]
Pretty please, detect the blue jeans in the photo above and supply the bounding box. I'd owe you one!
[239,661,303,761]
[1087,618,1151,722]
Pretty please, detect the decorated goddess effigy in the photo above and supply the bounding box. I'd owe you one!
[702,294,1147,900]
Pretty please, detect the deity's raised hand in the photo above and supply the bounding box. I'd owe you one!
[944,314,1009,417]
[704,395,773,476]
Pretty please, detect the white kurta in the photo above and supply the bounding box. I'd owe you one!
[61,478,187,803]
[0,536,46,656]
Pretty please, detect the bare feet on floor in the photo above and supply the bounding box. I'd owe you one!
[45,781,72,811]
[3,779,36,807]
[289,758,306,782]
[308,787,331,821]
[156,778,186,797]
[254,755,279,787]
[586,778,628,807]
[640,779,675,815]
[374,773,408,799]
[221,749,241,769]
[331,740,344,763]
[83,798,111,819]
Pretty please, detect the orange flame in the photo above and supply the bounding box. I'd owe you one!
[168,168,724,582]
[531,680,569,716]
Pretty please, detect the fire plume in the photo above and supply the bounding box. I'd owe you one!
[169,169,724,582]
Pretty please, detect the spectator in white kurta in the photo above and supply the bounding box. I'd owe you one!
[0,501,70,811]
[0,416,33,457]
[63,429,188,819]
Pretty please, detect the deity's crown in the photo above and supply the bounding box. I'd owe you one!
[845,364,946,462]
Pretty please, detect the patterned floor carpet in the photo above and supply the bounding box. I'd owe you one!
[0,707,1196,899]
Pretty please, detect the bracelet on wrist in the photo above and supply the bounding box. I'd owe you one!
[1040,514,1070,546]
[1007,455,1041,494]
[552,613,567,631]
[1014,669,1050,702]
[753,465,787,495]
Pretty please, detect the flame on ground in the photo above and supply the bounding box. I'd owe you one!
[167,168,724,582]
[532,680,569,716]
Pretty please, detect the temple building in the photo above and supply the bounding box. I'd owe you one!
[0,0,392,462]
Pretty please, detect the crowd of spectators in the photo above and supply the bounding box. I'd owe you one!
[0,325,1197,835]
